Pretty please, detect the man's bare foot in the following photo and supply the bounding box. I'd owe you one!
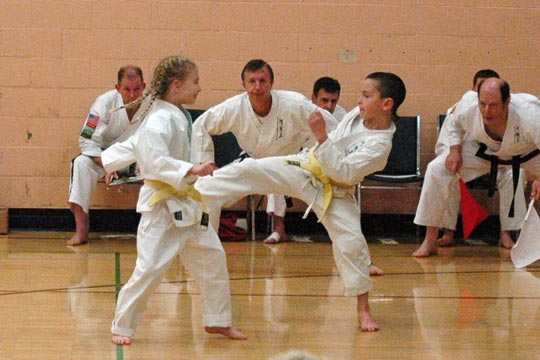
[412,241,437,258]
[264,215,287,244]
[263,231,287,244]
[69,203,89,246]
[437,229,455,247]
[498,230,515,249]
[369,264,384,276]
[67,234,88,246]
[204,326,247,340]
[112,334,132,345]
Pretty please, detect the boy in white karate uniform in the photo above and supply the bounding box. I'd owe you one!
[196,72,407,332]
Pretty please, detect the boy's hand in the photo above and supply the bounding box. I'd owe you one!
[308,110,328,144]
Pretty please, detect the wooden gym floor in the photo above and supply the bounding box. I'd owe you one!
[1,231,540,360]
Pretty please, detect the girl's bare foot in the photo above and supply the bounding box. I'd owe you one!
[204,326,247,340]
[112,334,132,345]
[369,264,384,276]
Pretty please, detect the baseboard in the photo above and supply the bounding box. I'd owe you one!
[6,208,501,242]
[8,208,140,232]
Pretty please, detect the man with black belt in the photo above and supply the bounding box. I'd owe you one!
[413,77,540,257]
[435,69,526,248]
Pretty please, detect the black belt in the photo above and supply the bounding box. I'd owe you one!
[474,143,540,217]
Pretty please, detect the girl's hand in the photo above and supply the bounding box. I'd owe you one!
[189,162,215,177]
[105,172,118,186]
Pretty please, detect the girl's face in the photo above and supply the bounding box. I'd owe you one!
[177,67,201,106]
[357,79,385,121]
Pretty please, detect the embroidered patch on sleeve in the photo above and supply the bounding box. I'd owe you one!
[81,114,100,139]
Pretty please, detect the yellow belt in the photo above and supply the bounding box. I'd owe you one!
[284,147,348,221]
[145,179,209,226]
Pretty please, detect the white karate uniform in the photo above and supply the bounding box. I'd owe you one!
[266,104,346,217]
[435,91,526,231]
[415,93,540,231]
[196,107,394,295]
[333,104,347,122]
[107,100,233,338]
[191,90,338,228]
[69,90,144,213]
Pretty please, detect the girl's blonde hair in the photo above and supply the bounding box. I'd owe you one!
[111,56,197,121]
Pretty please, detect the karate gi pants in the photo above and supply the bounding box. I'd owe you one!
[111,203,232,337]
[266,194,287,217]
[69,155,105,213]
[196,155,373,296]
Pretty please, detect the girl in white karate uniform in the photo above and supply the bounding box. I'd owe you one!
[107,56,246,345]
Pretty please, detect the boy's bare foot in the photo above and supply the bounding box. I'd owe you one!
[498,230,515,249]
[358,311,380,332]
[369,264,384,276]
[204,326,247,340]
[111,334,132,345]
[357,293,379,332]
[437,230,455,247]
[412,241,437,258]
[67,234,89,246]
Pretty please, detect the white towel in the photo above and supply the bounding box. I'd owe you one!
[511,200,540,268]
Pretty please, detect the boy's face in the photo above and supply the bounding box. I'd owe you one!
[357,79,385,121]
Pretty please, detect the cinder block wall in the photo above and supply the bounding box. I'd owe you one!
[1,0,539,210]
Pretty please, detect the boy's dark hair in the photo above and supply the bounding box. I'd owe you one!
[313,77,341,96]
[366,72,406,120]
[118,65,144,84]
[477,78,511,103]
[241,59,274,83]
[473,69,499,87]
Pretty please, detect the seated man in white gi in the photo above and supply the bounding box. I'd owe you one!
[414,78,540,257]
[311,76,347,121]
[190,59,338,244]
[435,69,526,249]
[68,65,146,246]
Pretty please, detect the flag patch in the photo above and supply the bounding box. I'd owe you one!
[81,114,100,139]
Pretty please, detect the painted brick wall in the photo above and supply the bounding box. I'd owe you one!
[1,0,539,209]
